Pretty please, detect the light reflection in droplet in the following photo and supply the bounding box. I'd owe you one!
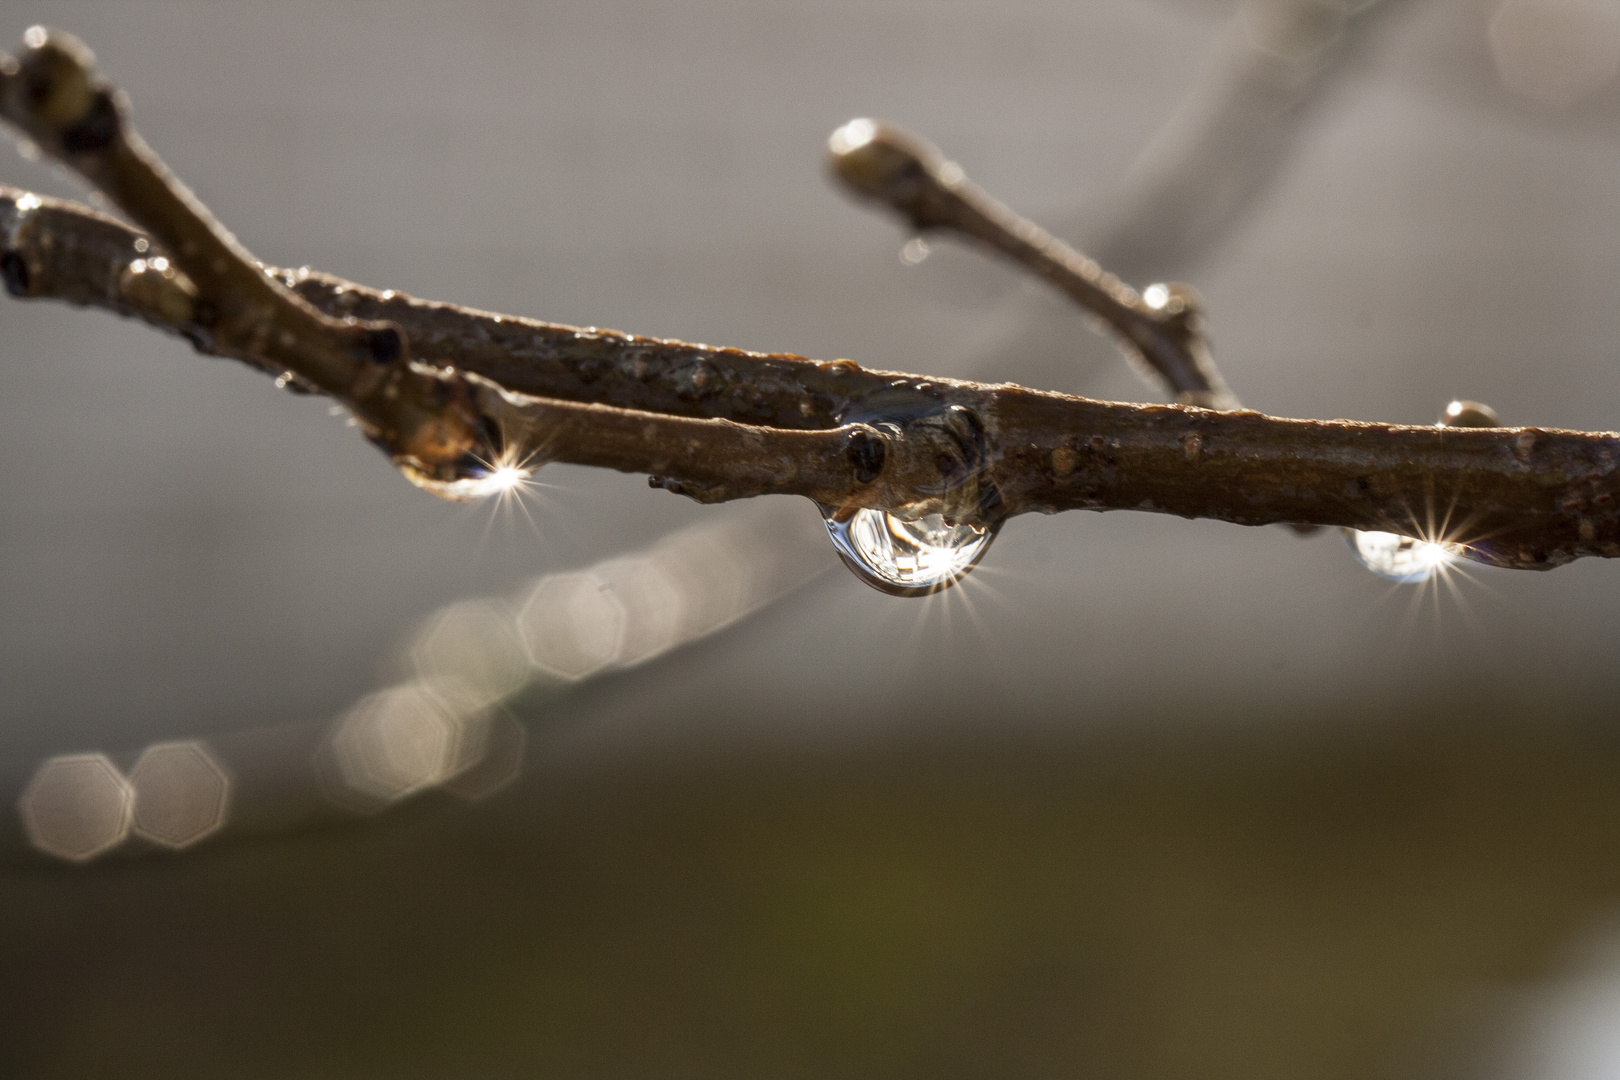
[823,508,995,596]
[1345,398,1492,583]
[899,237,931,265]
[828,117,878,155]
[1443,399,1501,428]
[397,459,530,502]
[1346,529,1461,584]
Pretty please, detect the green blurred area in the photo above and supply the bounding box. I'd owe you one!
[5,710,1619,1078]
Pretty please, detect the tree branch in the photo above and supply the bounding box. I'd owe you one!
[826,118,1238,411]
[2,27,1618,574]
[823,117,1346,541]
[0,28,489,492]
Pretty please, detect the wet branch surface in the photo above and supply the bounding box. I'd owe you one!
[2,28,1619,572]
[826,118,1239,411]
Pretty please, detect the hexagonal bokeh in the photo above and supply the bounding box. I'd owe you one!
[326,682,488,809]
[441,710,526,801]
[517,571,626,680]
[129,741,231,850]
[18,753,133,863]
[408,599,531,712]
[596,554,688,669]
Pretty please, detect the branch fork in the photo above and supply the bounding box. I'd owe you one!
[2,27,1618,577]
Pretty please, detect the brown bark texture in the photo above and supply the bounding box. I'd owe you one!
[2,28,1618,572]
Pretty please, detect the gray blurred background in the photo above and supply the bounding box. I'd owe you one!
[5,0,1620,1076]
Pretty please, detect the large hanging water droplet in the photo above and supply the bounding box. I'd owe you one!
[397,453,530,502]
[899,237,931,265]
[1345,529,1459,583]
[823,507,995,596]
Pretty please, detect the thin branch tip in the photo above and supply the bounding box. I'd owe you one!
[826,116,1238,411]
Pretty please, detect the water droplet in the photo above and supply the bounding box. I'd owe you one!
[1344,399,1489,581]
[899,237,930,265]
[1344,529,1459,584]
[828,117,878,156]
[1440,399,1499,428]
[823,507,995,596]
[396,454,531,502]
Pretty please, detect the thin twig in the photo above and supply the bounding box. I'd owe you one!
[823,117,1336,537]
[1071,0,1406,281]
[2,28,1619,573]
[7,182,1619,570]
[0,28,490,489]
[826,118,1238,411]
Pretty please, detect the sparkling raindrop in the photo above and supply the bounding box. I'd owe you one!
[1344,398,1491,582]
[823,507,995,596]
[828,117,878,156]
[396,455,529,502]
[1345,530,1459,584]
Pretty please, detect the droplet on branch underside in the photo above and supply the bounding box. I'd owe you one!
[1346,530,1461,584]
[822,507,995,597]
[1345,399,1499,583]
[396,451,531,502]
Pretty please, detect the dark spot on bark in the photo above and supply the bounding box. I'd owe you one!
[368,325,404,364]
[59,91,120,154]
[480,416,504,455]
[1,252,30,296]
[846,429,886,483]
